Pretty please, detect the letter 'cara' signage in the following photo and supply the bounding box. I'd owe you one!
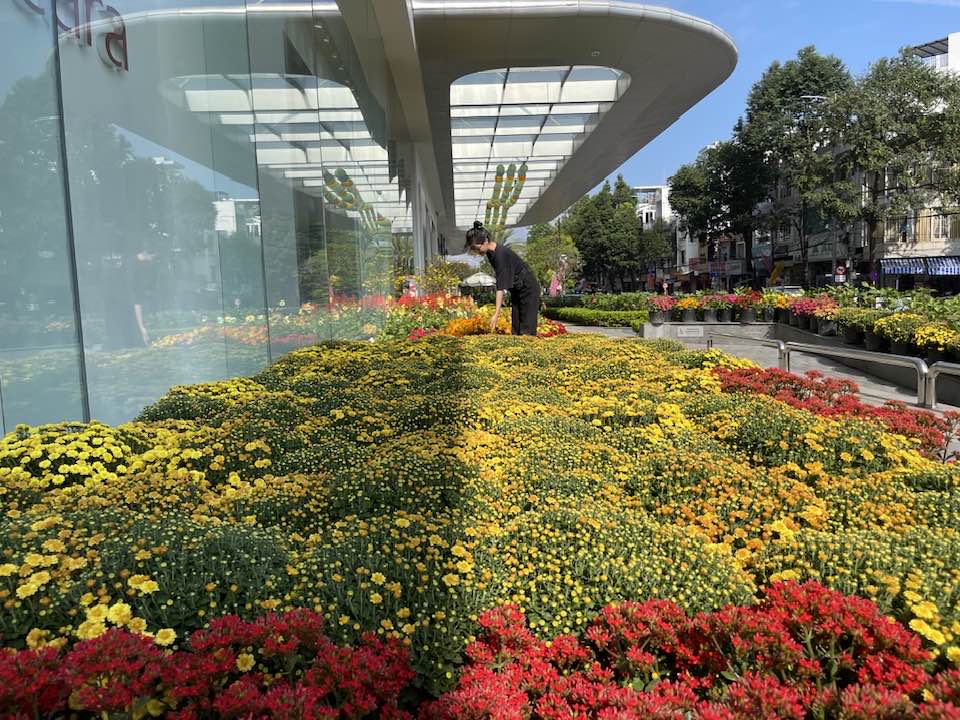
[14,0,129,72]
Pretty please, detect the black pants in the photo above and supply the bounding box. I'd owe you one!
[511,287,540,336]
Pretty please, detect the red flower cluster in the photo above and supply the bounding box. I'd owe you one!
[423,582,960,720]
[0,609,414,719]
[537,319,568,338]
[734,291,762,309]
[715,366,959,458]
[789,294,836,317]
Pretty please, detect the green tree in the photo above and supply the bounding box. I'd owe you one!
[639,218,674,268]
[524,224,581,287]
[741,46,854,285]
[669,159,712,241]
[444,261,475,282]
[612,174,635,208]
[608,201,642,288]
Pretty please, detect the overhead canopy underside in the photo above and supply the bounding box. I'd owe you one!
[411,0,738,238]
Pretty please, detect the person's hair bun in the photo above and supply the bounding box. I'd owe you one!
[473,221,483,230]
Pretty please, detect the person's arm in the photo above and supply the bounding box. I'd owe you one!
[490,290,505,332]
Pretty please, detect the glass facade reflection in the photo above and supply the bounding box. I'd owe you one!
[0,0,435,430]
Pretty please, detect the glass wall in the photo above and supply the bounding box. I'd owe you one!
[0,0,418,431]
[0,0,85,433]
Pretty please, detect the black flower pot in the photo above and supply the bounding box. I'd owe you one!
[817,319,837,337]
[890,341,914,357]
[740,308,756,324]
[776,309,791,324]
[763,308,776,323]
[718,309,732,323]
[681,309,697,323]
[797,315,811,331]
[864,332,887,352]
[789,311,800,327]
[650,310,667,325]
[703,309,717,323]
[927,348,950,365]
[841,326,863,345]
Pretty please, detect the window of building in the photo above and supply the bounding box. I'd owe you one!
[934,213,950,240]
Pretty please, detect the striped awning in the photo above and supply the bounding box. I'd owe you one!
[881,258,926,275]
[927,257,960,276]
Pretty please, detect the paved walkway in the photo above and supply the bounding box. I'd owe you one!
[563,324,960,414]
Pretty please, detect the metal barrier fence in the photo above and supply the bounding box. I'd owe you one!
[927,362,960,410]
[783,342,929,407]
[708,332,932,407]
[707,332,788,370]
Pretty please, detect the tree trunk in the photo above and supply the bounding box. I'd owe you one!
[799,203,811,288]
[740,226,757,289]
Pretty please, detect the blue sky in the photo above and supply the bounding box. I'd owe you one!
[608,0,960,190]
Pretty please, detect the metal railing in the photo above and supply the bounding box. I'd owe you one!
[926,362,960,410]
[784,341,930,407]
[708,332,788,370]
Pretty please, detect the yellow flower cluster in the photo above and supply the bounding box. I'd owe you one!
[1,334,958,693]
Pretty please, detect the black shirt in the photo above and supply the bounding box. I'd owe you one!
[487,244,538,294]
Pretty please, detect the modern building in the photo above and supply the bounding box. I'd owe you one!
[0,0,737,431]
[633,185,671,229]
[915,32,960,75]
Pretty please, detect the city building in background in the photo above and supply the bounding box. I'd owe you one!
[0,0,736,431]
[760,32,960,290]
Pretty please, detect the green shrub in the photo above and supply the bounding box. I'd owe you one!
[542,308,648,327]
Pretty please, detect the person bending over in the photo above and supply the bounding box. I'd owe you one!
[465,221,540,336]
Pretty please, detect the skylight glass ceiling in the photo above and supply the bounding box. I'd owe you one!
[167,73,412,233]
[450,65,630,229]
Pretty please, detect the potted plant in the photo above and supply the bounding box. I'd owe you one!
[914,322,959,365]
[874,312,925,356]
[718,295,735,322]
[789,297,818,331]
[813,298,840,337]
[761,291,785,323]
[675,296,700,323]
[735,290,762,324]
[834,307,866,345]
[648,295,675,325]
[700,294,728,323]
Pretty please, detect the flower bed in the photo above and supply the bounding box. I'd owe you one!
[715,367,959,460]
[2,335,960,714]
[4,584,960,718]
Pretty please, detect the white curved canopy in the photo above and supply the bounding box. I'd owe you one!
[411,0,738,236]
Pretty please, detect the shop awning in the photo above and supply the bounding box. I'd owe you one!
[880,258,926,275]
[927,257,960,276]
